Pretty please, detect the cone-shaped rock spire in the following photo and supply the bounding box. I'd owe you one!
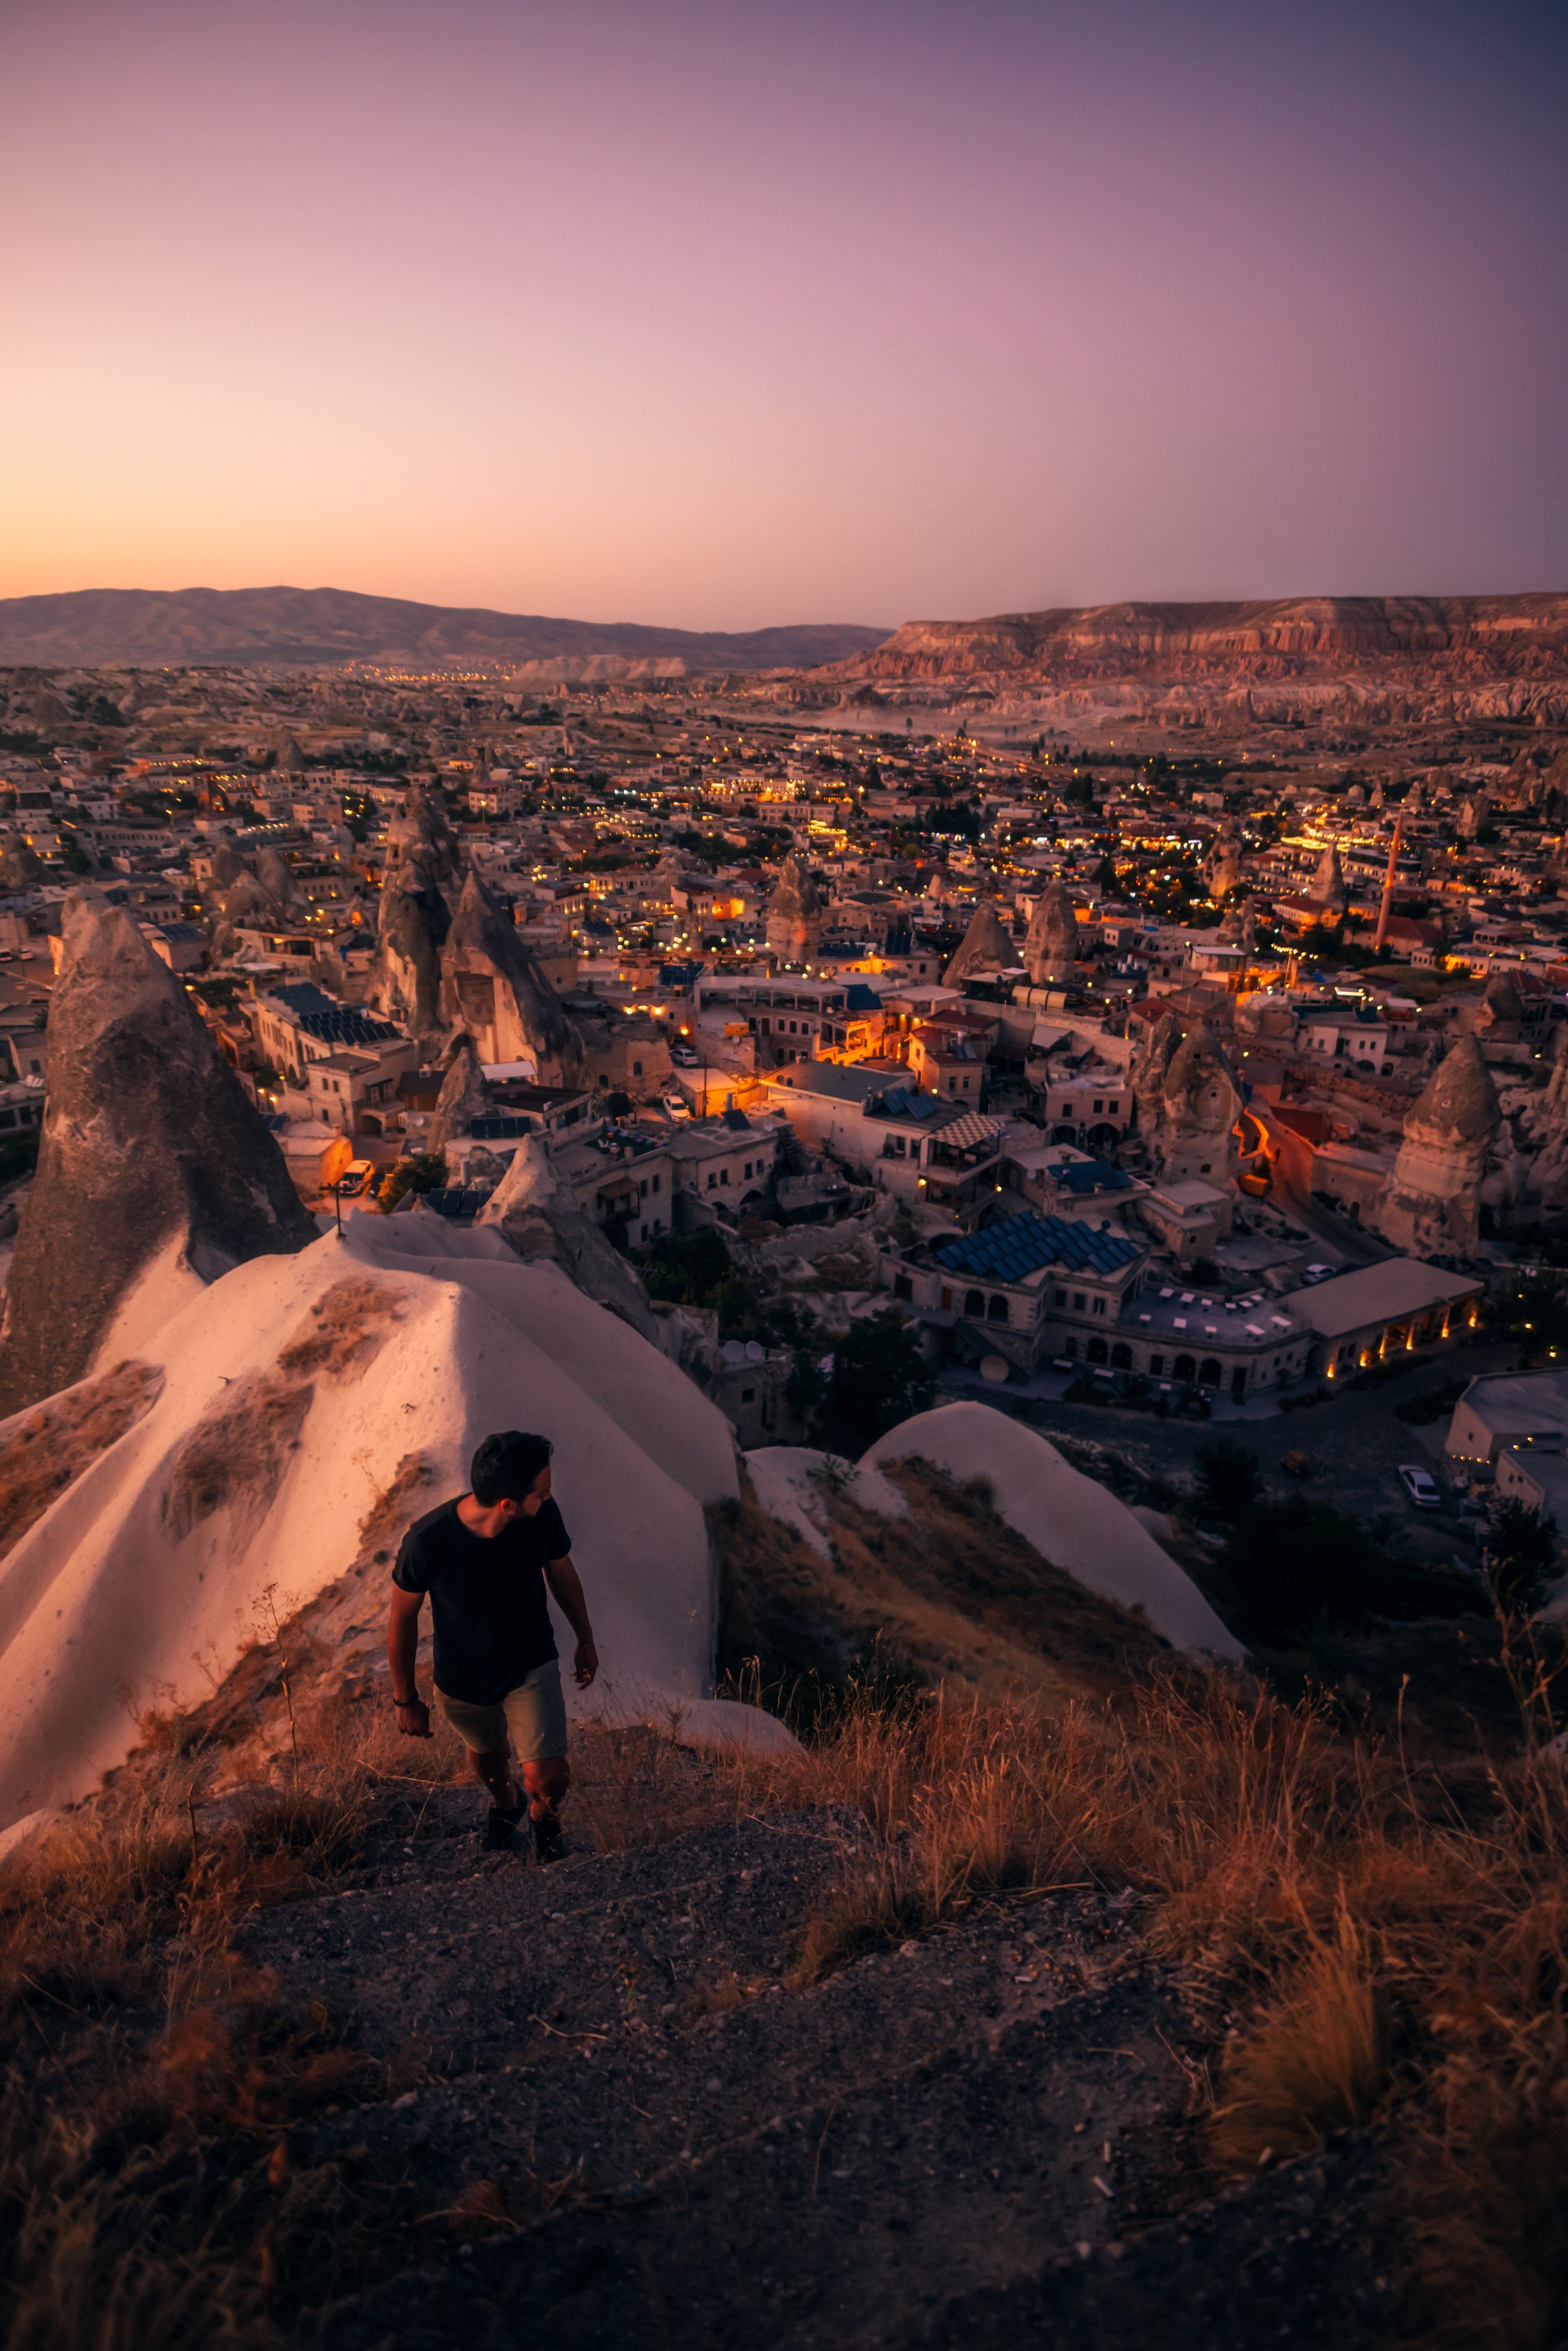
[438,871,583,1085]
[476,1134,657,1338]
[1022,880,1078,985]
[943,900,1015,984]
[765,855,822,963]
[1375,1035,1499,1257]
[0,896,315,1413]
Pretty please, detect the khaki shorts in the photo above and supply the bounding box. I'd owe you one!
[434,1661,568,1761]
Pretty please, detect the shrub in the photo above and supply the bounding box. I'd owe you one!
[789,1312,935,1457]
[1487,1498,1559,1613]
[1218,1498,1484,1641]
[375,1152,447,1213]
[1192,1437,1262,1524]
[635,1226,733,1305]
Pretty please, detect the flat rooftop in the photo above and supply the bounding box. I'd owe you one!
[1279,1260,1481,1340]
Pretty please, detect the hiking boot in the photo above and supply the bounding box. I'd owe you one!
[530,1806,564,1864]
[484,1801,523,1852]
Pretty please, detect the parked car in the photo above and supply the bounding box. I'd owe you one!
[660,1091,692,1121]
[1397,1463,1443,1510]
[1301,1263,1338,1285]
[670,1045,699,1067]
[333,1158,378,1198]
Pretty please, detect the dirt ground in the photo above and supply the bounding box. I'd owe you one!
[240,1791,1396,2351]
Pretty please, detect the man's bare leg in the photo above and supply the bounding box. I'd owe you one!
[522,1755,569,1820]
[521,1756,569,1859]
[471,1744,518,1813]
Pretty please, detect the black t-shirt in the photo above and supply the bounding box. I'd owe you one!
[392,1494,571,1706]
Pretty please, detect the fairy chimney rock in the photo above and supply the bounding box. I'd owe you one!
[1375,1034,1500,1257]
[765,855,822,964]
[438,871,583,1086]
[1022,880,1078,987]
[0,896,316,1414]
[943,899,1015,985]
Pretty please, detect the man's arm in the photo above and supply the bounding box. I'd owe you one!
[543,1553,598,1687]
[388,1585,432,1736]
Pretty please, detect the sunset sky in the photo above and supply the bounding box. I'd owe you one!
[4,0,1565,629]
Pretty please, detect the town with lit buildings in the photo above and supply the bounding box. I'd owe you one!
[1,661,1565,1466]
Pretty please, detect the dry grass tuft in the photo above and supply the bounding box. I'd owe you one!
[1213,1912,1384,2167]
[0,1359,163,1564]
[719,1668,1568,2346]
[569,1720,738,1853]
[277,1276,404,1379]
[161,1372,314,1541]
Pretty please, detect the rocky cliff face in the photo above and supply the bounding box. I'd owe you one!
[0,897,316,1414]
[800,593,1568,729]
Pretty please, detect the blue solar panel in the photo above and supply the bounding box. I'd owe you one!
[933,1214,1141,1280]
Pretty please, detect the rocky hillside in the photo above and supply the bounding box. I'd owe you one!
[0,588,889,676]
[797,593,1568,730]
[1,1446,1556,2351]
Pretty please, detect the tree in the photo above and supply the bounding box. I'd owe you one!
[1487,1273,1568,1366]
[1192,1438,1261,1524]
[376,1153,447,1214]
[792,1312,936,1457]
[637,1226,733,1305]
[1219,1497,1482,1642]
[1486,1498,1559,1613]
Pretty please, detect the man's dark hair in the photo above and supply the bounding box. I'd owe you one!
[470,1430,553,1505]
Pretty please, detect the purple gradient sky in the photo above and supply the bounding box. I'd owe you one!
[3,0,1565,628]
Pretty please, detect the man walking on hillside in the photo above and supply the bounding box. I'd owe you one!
[388,1430,598,1859]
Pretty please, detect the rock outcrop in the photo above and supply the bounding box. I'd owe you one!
[797,595,1568,731]
[1204,820,1243,902]
[943,899,1015,984]
[0,834,44,893]
[1374,1034,1500,1257]
[1311,845,1348,915]
[1136,1019,1240,1184]
[1022,879,1078,986]
[765,854,822,965]
[438,872,584,1085]
[426,1038,492,1159]
[0,897,316,1414]
[364,789,463,1042]
[1527,1044,1568,1211]
[476,1135,657,1339]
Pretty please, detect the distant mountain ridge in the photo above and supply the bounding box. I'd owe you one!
[0,586,891,674]
[818,595,1568,684]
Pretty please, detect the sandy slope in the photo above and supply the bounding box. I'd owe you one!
[0,1221,748,1834]
[863,1404,1244,1660]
